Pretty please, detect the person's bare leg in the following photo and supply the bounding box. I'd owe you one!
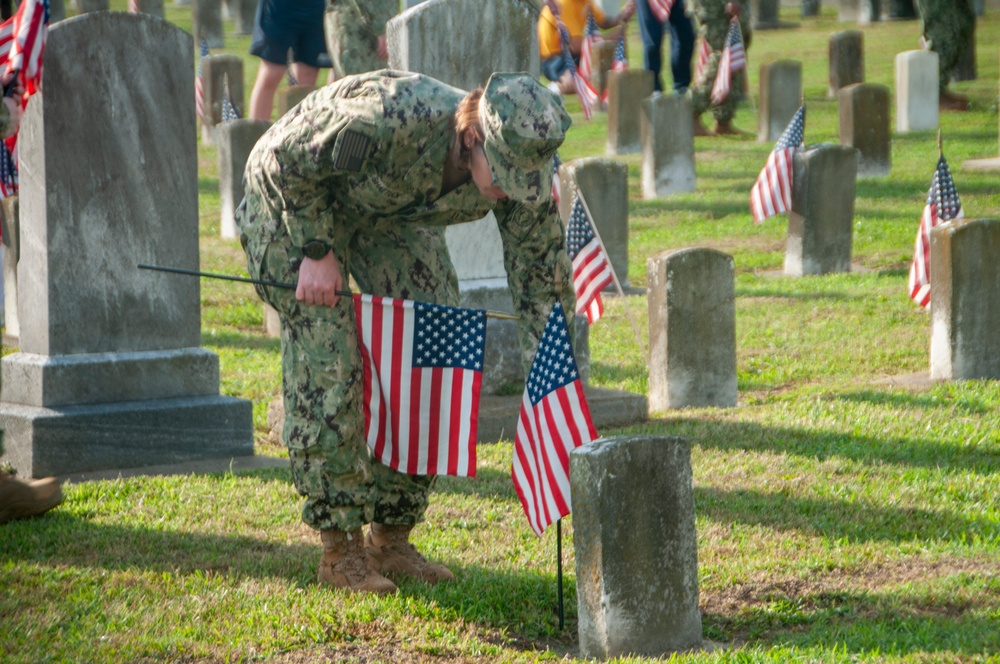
[248,59,288,121]
[291,62,320,87]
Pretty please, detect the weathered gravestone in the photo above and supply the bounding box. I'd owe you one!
[929,218,1000,380]
[859,0,881,23]
[640,93,696,198]
[589,41,618,100]
[895,49,938,132]
[751,0,794,28]
[0,13,252,478]
[647,248,736,410]
[759,60,802,143]
[839,82,891,177]
[803,0,822,17]
[200,55,244,144]
[838,0,860,21]
[785,144,858,276]
[231,0,257,34]
[607,69,654,155]
[217,119,272,239]
[277,85,315,117]
[131,0,164,18]
[193,0,224,49]
[829,30,864,97]
[78,0,109,12]
[572,435,702,660]
[558,158,630,290]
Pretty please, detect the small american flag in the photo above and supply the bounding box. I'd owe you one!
[710,18,746,106]
[220,75,240,123]
[354,294,485,477]
[128,0,139,13]
[908,154,963,308]
[1,0,49,96]
[566,195,613,324]
[578,10,602,83]
[610,28,627,72]
[512,301,596,536]
[694,35,711,84]
[551,152,562,207]
[0,139,17,199]
[558,20,599,120]
[195,39,208,122]
[648,0,675,23]
[750,105,805,223]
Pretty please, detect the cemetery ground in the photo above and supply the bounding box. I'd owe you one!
[2,3,1000,663]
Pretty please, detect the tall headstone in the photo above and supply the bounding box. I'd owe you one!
[200,55,244,144]
[751,0,781,28]
[606,69,655,155]
[0,13,252,478]
[647,248,736,410]
[572,435,702,660]
[132,0,165,18]
[277,85,316,117]
[838,82,891,177]
[828,30,864,97]
[231,0,257,34]
[895,49,938,132]
[785,144,858,276]
[759,60,802,142]
[802,0,822,17]
[1,197,18,345]
[558,159,630,289]
[640,93,696,198]
[929,218,1000,380]
[218,119,272,239]
[193,0,224,49]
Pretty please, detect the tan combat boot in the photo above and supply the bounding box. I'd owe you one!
[0,468,63,524]
[365,523,455,584]
[318,529,398,595]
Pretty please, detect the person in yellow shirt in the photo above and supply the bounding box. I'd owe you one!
[538,0,635,95]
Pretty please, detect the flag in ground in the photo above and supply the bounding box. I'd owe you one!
[566,195,614,324]
[601,27,628,103]
[221,75,240,123]
[908,154,963,308]
[578,10,602,83]
[558,20,599,120]
[512,301,597,536]
[710,17,746,106]
[0,0,49,96]
[750,105,805,223]
[694,35,711,84]
[353,294,486,478]
[195,39,209,122]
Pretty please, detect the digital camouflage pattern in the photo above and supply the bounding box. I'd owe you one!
[237,70,575,532]
[324,0,397,79]
[915,0,975,92]
[690,0,753,121]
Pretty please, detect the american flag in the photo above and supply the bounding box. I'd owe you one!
[558,20,599,120]
[750,105,805,224]
[353,294,485,477]
[710,18,746,106]
[128,0,139,13]
[648,0,675,23]
[908,154,963,308]
[512,301,597,536]
[195,39,208,122]
[566,195,613,324]
[601,28,628,104]
[0,140,17,199]
[694,35,711,84]
[221,75,240,123]
[0,0,49,96]
[551,152,562,207]
[578,10,602,83]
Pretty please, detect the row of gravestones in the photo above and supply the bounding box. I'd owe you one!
[47,0,257,40]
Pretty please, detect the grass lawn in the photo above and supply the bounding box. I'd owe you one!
[2,3,1000,663]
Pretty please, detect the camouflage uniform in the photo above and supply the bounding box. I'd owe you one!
[915,0,975,93]
[324,0,397,80]
[690,0,753,122]
[237,70,574,533]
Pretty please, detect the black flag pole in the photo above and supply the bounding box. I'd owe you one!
[557,518,565,631]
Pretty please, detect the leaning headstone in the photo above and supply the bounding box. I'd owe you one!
[193,0,224,49]
[640,93,696,198]
[929,218,1000,380]
[231,0,257,34]
[218,119,272,239]
[200,55,244,144]
[277,85,316,117]
[559,158,630,289]
[802,0,821,16]
[131,0,164,18]
[1,196,18,345]
[785,144,858,276]
[838,0,860,21]
[572,435,702,660]
[0,13,252,478]
[647,248,736,410]
[606,69,655,155]
[759,60,802,142]
[838,82,891,177]
[589,41,618,100]
[78,0,109,12]
[895,49,938,132]
[829,30,864,97]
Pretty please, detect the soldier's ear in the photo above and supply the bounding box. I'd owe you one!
[461,127,478,151]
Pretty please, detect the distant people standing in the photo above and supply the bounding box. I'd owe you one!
[323,0,398,80]
[690,0,752,136]
[248,0,328,121]
[634,0,696,95]
[914,0,974,111]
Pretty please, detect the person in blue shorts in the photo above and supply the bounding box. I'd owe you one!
[248,0,328,121]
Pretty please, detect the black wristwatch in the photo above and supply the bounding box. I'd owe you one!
[302,240,331,260]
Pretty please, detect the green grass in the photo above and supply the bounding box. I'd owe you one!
[3,3,1000,663]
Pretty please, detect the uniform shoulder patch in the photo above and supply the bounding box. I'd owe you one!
[332,119,377,172]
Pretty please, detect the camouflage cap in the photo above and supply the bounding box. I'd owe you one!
[479,73,571,205]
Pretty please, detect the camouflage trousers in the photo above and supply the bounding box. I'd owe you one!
[242,196,459,532]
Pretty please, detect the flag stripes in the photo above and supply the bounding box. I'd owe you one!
[908,154,963,308]
[566,196,613,324]
[750,106,805,224]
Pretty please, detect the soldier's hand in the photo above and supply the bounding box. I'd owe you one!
[296,251,344,308]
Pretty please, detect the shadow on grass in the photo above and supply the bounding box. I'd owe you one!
[836,389,993,415]
[202,328,281,352]
[735,286,863,300]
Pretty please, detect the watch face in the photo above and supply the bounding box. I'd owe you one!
[305,241,329,260]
